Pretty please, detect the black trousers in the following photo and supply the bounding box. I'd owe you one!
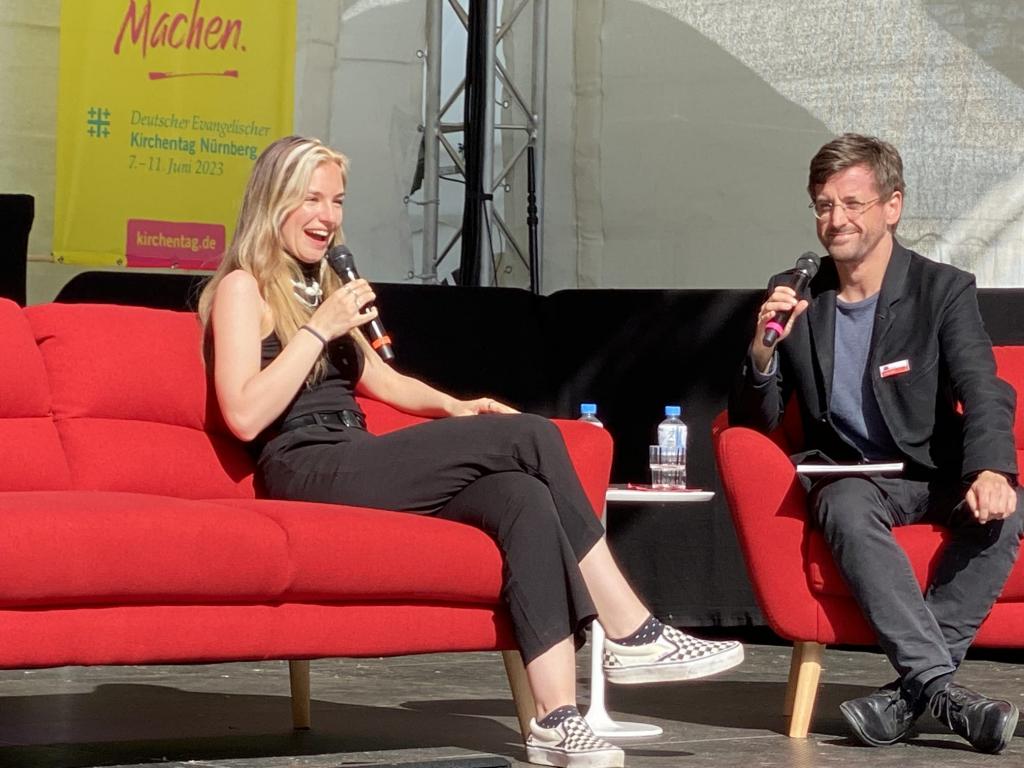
[259,413,606,663]
[810,474,1024,701]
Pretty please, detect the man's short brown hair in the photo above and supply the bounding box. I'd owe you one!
[808,133,906,202]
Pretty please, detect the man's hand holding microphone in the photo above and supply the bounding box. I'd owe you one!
[752,252,819,373]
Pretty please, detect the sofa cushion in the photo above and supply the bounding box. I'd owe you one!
[0,491,290,608]
[26,303,255,498]
[0,491,507,610]
[213,498,504,603]
[360,396,429,435]
[55,418,256,498]
[0,300,71,490]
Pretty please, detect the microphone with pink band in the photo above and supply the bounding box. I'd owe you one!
[325,244,396,363]
[762,252,820,347]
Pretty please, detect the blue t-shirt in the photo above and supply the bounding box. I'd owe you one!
[830,293,899,460]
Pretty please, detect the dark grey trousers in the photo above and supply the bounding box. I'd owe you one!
[810,474,1024,701]
[259,413,606,663]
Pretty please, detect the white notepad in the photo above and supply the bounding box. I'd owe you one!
[796,462,904,476]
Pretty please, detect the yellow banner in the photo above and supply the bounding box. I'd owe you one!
[55,0,295,268]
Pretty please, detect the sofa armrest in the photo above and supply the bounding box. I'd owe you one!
[357,396,430,434]
[357,398,613,519]
[714,425,818,640]
[552,419,614,519]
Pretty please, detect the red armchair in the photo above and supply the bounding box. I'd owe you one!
[713,346,1024,738]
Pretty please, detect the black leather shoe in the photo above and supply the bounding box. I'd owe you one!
[840,683,923,747]
[929,682,1019,754]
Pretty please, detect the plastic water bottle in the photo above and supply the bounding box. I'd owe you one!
[656,405,687,487]
[578,403,603,428]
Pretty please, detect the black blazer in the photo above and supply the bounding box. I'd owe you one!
[730,241,1018,483]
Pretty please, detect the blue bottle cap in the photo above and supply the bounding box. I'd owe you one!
[664,405,681,417]
[580,403,597,415]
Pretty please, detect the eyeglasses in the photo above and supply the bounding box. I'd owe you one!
[809,197,881,220]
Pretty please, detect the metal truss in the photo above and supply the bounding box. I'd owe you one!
[413,0,548,289]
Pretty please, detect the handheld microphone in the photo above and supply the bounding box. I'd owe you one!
[325,244,396,363]
[762,252,820,347]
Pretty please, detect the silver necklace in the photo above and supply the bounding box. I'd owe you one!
[291,271,323,308]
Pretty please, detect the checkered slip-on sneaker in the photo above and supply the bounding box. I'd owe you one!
[525,713,624,768]
[603,625,744,684]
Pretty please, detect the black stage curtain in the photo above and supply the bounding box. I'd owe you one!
[58,271,205,311]
[50,274,1024,627]
[0,194,33,306]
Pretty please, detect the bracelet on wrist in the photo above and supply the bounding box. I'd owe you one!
[299,324,327,347]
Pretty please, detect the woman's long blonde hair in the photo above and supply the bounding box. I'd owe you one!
[198,136,350,379]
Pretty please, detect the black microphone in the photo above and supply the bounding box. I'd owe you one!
[762,252,820,347]
[325,244,396,363]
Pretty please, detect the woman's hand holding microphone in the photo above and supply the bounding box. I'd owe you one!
[304,278,378,343]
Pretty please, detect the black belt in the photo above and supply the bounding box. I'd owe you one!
[282,409,367,431]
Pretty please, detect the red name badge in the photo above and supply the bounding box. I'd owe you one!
[879,359,911,378]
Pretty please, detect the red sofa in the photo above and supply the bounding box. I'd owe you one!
[714,346,1024,738]
[0,298,613,738]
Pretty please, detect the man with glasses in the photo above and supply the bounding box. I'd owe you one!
[730,133,1022,753]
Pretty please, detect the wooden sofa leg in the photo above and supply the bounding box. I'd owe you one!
[783,644,801,716]
[784,641,823,738]
[289,660,311,730]
[502,650,535,741]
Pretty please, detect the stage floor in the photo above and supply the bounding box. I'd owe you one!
[0,636,1020,767]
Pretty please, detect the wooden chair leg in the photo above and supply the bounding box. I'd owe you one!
[784,641,824,738]
[289,660,311,730]
[783,644,801,716]
[502,650,535,741]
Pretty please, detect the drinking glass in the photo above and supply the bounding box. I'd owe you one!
[649,445,686,489]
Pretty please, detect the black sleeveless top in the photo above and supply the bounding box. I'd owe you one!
[252,331,366,459]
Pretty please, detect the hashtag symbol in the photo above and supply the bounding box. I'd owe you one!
[86,107,111,138]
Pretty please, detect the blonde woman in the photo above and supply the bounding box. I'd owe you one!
[199,135,743,768]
